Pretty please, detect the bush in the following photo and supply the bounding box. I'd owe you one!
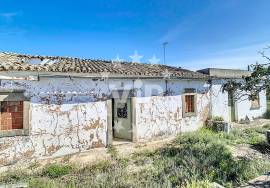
[212,116,224,121]
[1,128,269,187]
[264,110,270,119]
[217,125,269,145]
[42,164,73,178]
[150,130,270,186]
[186,180,212,188]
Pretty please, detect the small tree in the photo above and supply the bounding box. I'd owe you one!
[222,47,270,101]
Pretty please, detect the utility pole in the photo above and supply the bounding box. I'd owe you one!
[163,42,168,65]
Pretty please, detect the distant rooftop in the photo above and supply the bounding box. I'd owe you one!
[197,68,251,79]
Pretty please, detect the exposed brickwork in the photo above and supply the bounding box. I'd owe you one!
[0,101,23,130]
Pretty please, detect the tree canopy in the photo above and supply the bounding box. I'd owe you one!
[222,47,270,100]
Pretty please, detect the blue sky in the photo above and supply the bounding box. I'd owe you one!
[0,0,270,70]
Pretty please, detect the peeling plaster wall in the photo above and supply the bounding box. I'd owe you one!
[0,77,211,166]
[0,77,109,166]
[211,79,267,122]
[0,76,266,166]
[135,80,210,141]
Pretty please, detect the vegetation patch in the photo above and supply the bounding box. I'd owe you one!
[42,163,73,178]
[0,126,269,187]
[264,109,270,119]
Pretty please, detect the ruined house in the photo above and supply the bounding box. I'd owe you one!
[198,68,268,122]
[0,52,267,166]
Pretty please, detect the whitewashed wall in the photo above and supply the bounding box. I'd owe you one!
[0,77,109,166]
[1,75,266,166]
[135,80,210,141]
[0,76,210,166]
[236,90,267,120]
[210,80,230,121]
[211,79,267,122]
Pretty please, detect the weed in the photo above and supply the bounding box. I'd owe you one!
[107,144,118,159]
[42,163,73,178]
[1,127,269,187]
[212,116,224,121]
[264,110,270,119]
[0,168,28,184]
[186,180,212,188]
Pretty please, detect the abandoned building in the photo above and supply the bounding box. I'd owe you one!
[0,52,267,166]
[198,68,267,122]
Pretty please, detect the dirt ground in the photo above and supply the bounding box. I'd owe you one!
[232,119,270,187]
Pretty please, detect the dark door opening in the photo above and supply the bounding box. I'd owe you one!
[112,98,132,141]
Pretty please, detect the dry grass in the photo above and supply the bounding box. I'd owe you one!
[0,126,269,188]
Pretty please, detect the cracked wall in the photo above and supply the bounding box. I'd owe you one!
[0,77,211,166]
[0,77,108,166]
[135,80,210,141]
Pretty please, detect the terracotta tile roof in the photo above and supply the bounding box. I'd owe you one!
[0,52,208,79]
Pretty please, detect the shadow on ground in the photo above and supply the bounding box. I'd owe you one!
[242,172,270,188]
[251,141,270,155]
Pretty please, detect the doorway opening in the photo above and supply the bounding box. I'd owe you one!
[112,97,133,143]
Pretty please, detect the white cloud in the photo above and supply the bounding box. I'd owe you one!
[0,12,19,21]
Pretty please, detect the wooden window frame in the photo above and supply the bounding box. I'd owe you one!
[182,89,197,117]
[0,90,30,138]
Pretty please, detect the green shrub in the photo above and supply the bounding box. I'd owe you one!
[159,132,236,186]
[218,126,268,145]
[186,180,212,188]
[212,116,224,121]
[264,110,270,119]
[2,128,269,187]
[147,130,270,186]
[42,164,73,178]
